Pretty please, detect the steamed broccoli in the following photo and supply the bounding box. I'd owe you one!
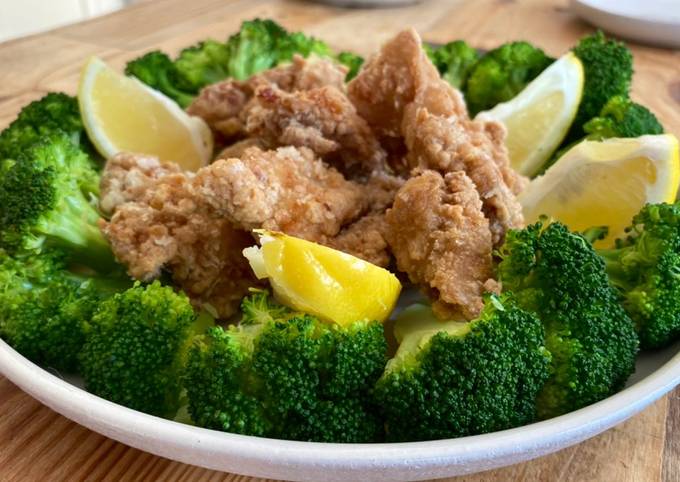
[465,41,553,115]
[373,295,549,442]
[127,19,348,106]
[498,221,639,419]
[0,250,128,372]
[0,93,95,160]
[596,203,680,349]
[566,31,633,142]
[0,132,114,272]
[174,40,231,93]
[80,281,213,418]
[336,51,364,80]
[125,51,197,107]
[184,291,387,442]
[583,95,663,140]
[427,40,480,90]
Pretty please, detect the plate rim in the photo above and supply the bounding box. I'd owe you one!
[1,337,679,481]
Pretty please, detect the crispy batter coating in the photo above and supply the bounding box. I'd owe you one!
[384,170,499,319]
[209,146,366,240]
[244,84,386,174]
[326,171,404,267]
[100,166,255,318]
[349,29,525,242]
[99,152,181,214]
[187,55,347,140]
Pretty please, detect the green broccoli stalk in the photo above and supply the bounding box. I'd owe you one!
[498,220,639,420]
[184,290,387,442]
[427,40,480,90]
[0,249,130,372]
[0,133,114,272]
[596,203,680,349]
[465,41,553,115]
[0,93,97,161]
[80,281,213,418]
[125,51,197,108]
[373,295,550,442]
[566,31,633,142]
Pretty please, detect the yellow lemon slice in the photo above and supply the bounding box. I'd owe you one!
[78,56,212,171]
[243,230,402,327]
[476,52,584,177]
[519,134,680,245]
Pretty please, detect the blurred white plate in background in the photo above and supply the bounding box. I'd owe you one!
[571,0,680,48]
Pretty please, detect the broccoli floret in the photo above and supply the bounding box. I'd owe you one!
[336,51,364,81]
[184,291,387,442]
[596,203,680,349]
[278,31,333,61]
[465,41,553,115]
[583,95,664,140]
[498,221,639,419]
[427,40,480,90]
[566,31,633,142]
[0,132,114,272]
[0,250,128,372]
[0,93,96,160]
[174,40,231,93]
[80,281,212,418]
[125,51,198,108]
[373,295,550,442]
[225,19,289,81]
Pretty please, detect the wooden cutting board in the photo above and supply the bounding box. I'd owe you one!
[1,0,679,480]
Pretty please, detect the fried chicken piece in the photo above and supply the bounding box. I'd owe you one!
[99,152,181,214]
[187,55,347,140]
[244,84,386,174]
[100,170,255,318]
[384,170,499,319]
[349,28,525,242]
[326,171,404,267]
[207,146,366,240]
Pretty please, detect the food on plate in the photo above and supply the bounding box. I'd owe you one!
[465,41,554,116]
[426,40,480,91]
[348,28,525,243]
[476,52,584,177]
[385,170,498,319]
[79,57,213,171]
[184,290,387,442]
[1,17,679,444]
[80,281,214,417]
[520,134,680,244]
[498,221,639,419]
[243,230,401,326]
[597,203,680,349]
[374,295,550,442]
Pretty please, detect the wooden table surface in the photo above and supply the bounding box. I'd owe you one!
[1,0,680,480]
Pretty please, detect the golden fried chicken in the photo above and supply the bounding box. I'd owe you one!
[326,171,404,267]
[244,84,386,174]
[349,29,526,242]
[384,170,499,319]
[187,55,347,140]
[100,165,255,318]
[210,146,366,240]
[99,152,181,214]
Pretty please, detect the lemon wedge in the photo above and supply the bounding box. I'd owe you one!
[476,52,584,177]
[78,56,212,171]
[243,230,402,327]
[519,134,680,244]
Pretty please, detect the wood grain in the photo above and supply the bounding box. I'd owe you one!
[0,0,679,480]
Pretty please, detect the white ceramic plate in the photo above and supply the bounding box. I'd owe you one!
[1,336,679,481]
[571,0,680,48]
